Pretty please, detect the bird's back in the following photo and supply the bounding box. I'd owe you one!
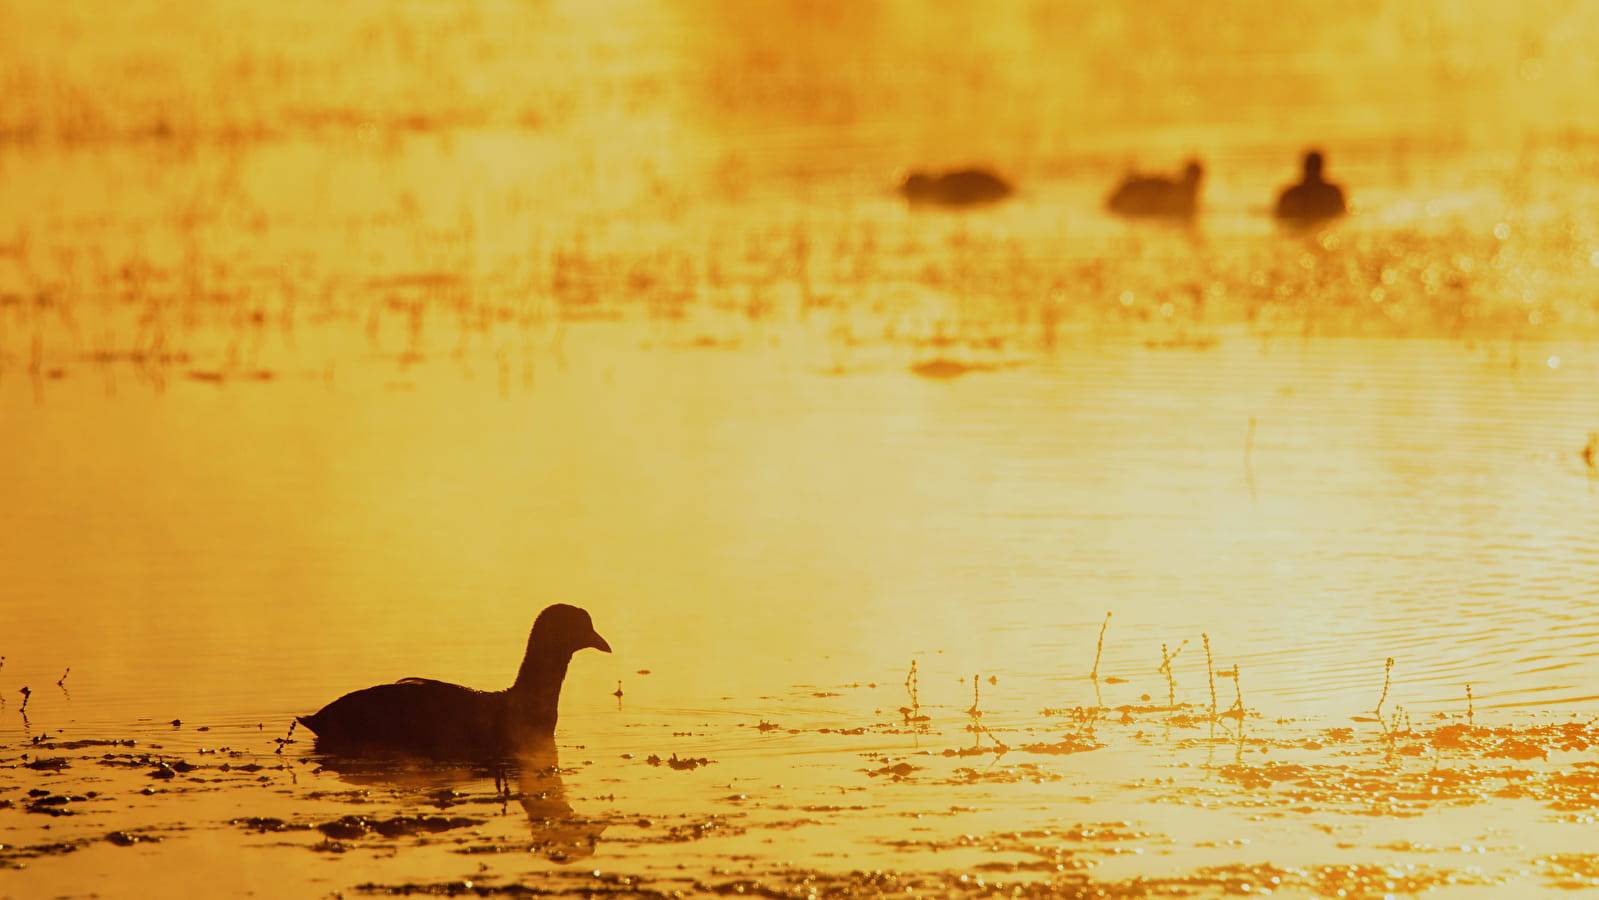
[936,170,1011,205]
[1107,174,1197,218]
[900,169,1012,206]
[299,679,509,759]
[1275,181,1345,222]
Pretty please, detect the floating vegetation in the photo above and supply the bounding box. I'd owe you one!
[104,830,162,847]
[315,814,484,841]
[941,763,1065,786]
[644,753,714,771]
[0,838,93,868]
[885,823,1151,865]
[233,816,312,834]
[623,815,747,845]
[1017,736,1105,756]
[23,791,89,816]
[866,760,921,779]
[1191,861,1503,898]
[1193,722,1599,818]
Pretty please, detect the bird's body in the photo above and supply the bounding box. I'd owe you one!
[1275,150,1346,224]
[298,604,610,760]
[899,168,1013,206]
[1106,159,1204,219]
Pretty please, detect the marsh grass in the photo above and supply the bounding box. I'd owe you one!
[962,674,1008,753]
[1156,641,1186,709]
[1354,657,1404,737]
[900,659,928,726]
[8,133,1599,396]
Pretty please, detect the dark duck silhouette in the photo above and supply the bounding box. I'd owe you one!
[1274,149,1346,224]
[1106,158,1204,219]
[298,604,611,760]
[899,168,1013,207]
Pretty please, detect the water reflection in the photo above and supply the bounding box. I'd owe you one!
[312,747,607,863]
[516,755,606,864]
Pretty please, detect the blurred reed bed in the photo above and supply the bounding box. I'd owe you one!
[4,142,1599,394]
[6,0,1599,389]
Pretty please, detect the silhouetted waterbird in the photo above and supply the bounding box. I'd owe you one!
[299,604,611,760]
[1106,159,1203,219]
[899,168,1013,206]
[1275,150,1346,223]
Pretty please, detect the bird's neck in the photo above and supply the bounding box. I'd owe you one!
[507,641,572,743]
[511,640,572,699]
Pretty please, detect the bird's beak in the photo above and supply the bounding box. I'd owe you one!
[588,632,613,654]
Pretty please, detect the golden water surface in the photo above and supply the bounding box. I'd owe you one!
[5,1,1599,897]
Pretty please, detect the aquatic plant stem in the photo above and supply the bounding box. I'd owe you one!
[1091,612,1110,682]
[1203,634,1217,720]
[1375,657,1394,724]
[1227,665,1244,720]
[1158,640,1186,709]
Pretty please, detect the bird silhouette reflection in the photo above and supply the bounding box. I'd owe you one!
[310,745,606,863]
[515,749,605,863]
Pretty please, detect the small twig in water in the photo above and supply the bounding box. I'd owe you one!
[964,673,1008,751]
[1466,683,1474,726]
[19,686,31,713]
[1090,612,1111,682]
[275,719,298,755]
[1375,657,1394,725]
[1158,640,1187,708]
[1222,665,1244,721]
[1203,634,1217,720]
[57,667,70,687]
[900,659,926,724]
